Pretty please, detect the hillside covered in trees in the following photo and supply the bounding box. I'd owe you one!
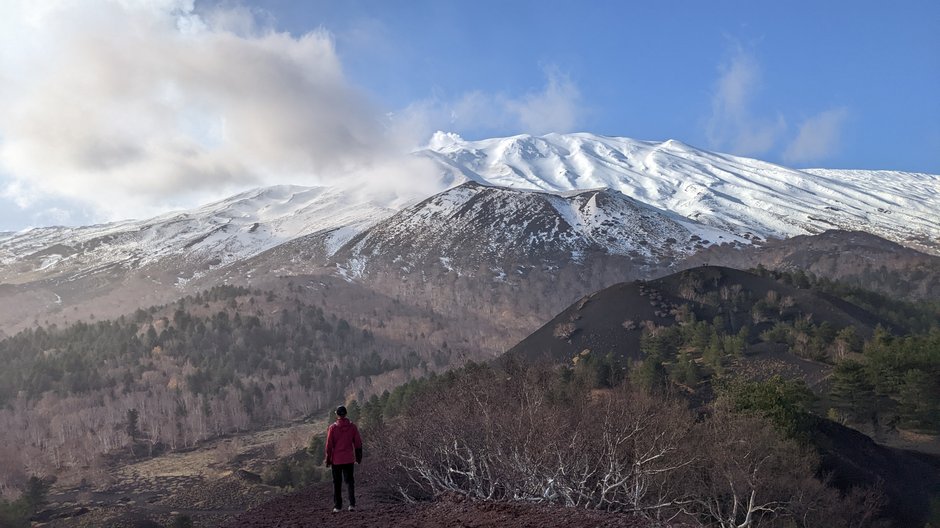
[0,285,436,501]
[508,266,940,433]
[3,266,939,527]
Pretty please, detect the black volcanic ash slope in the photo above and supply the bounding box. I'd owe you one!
[502,265,940,526]
[506,265,890,366]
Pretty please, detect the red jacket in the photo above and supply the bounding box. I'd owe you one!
[325,417,362,466]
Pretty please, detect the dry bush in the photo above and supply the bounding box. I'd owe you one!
[275,429,309,458]
[76,490,94,504]
[690,411,821,527]
[553,322,577,340]
[213,439,242,466]
[0,444,27,499]
[378,364,885,527]
[381,365,697,519]
[687,409,886,527]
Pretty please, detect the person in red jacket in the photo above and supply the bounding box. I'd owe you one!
[324,405,363,513]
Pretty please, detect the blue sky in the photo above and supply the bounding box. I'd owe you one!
[274,0,939,170]
[0,0,937,230]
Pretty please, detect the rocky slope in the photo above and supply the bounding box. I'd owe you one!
[334,181,741,280]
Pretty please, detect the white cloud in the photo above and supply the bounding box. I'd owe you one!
[704,47,851,165]
[0,0,438,224]
[399,67,584,140]
[505,67,582,135]
[783,108,849,164]
[705,47,787,156]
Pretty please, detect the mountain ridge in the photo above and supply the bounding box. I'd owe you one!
[420,132,940,254]
[0,132,937,334]
[332,181,744,281]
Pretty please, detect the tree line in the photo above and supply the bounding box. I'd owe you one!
[0,286,411,500]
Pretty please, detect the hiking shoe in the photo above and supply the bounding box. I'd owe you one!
[348,506,356,512]
[332,507,341,513]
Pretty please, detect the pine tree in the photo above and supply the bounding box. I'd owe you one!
[24,476,51,512]
[125,408,140,440]
[898,369,940,432]
[830,360,877,424]
[308,434,326,463]
[347,400,362,422]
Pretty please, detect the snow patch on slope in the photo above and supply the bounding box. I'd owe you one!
[0,185,396,285]
[337,182,744,277]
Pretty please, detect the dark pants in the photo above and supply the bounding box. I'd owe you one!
[331,463,355,509]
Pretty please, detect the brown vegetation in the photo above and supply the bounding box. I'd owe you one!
[376,364,883,527]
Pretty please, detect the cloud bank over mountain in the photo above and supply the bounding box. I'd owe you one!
[0,0,442,223]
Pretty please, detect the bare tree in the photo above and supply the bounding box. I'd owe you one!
[689,410,818,528]
[383,367,698,521]
[381,366,883,527]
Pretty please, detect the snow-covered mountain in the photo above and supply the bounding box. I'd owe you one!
[0,131,937,332]
[421,132,940,253]
[4,131,937,288]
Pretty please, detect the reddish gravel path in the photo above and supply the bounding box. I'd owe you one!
[223,474,651,528]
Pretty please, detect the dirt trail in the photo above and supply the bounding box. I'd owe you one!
[225,474,652,528]
[38,418,659,527]
[40,420,324,527]
[118,421,322,480]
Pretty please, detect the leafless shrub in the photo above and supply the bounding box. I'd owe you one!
[381,366,697,521]
[688,408,886,528]
[275,428,309,458]
[213,439,242,466]
[553,322,576,340]
[76,490,94,504]
[379,365,885,527]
